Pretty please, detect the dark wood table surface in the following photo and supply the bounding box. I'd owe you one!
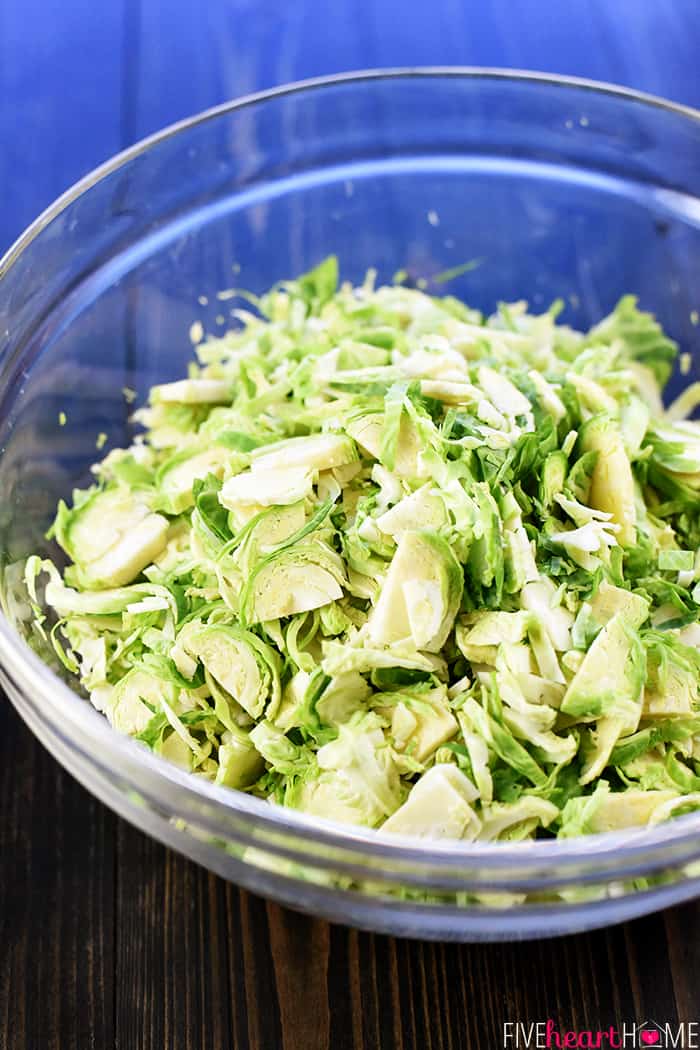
[2,695,699,1050]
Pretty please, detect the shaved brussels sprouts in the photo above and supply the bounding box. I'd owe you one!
[31,258,700,845]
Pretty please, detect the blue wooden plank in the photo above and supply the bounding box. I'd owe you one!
[128,0,700,144]
[363,0,700,108]
[125,0,363,138]
[128,0,700,140]
[0,0,125,252]
[1,0,699,255]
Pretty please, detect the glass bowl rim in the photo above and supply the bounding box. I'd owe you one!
[2,66,700,874]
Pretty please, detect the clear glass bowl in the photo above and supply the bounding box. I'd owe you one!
[1,70,699,941]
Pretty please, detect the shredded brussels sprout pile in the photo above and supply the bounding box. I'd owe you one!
[27,257,700,841]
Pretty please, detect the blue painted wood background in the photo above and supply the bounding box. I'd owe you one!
[0,0,698,255]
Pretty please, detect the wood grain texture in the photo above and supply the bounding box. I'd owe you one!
[0,0,125,252]
[1,697,699,1050]
[0,702,115,1050]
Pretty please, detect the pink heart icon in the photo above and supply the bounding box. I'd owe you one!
[640,1032,660,1046]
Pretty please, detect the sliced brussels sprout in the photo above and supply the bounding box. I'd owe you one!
[242,503,307,553]
[581,414,636,546]
[321,637,445,677]
[81,513,169,589]
[272,669,311,732]
[346,412,426,479]
[458,718,494,802]
[382,765,480,840]
[178,620,281,720]
[578,715,632,786]
[648,419,700,478]
[520,579,573,652]
[156,445,233,514]
[109,668,177,735]
[35,558,171,619]
[375,485,447,539]
[383,685,458,763]
[619,395,650,458]
[644,666,696,718]
[589,580,649,630]
[643,633,700,718]
[500,695,576,767]
[314,672,373,727]
[219,466,314,509]
[292,713,402,827]
[246,541,347,624]
[528,370,566,421]
[216,727,265,789]
[251,432,358,472]
[53,485,170,589]
[249,721,312,775]
[151,378,232,403]
[157,730,195,771]
[418,378,481,405]
[477,365,532,417]
[456,611,530,665]
[368,531,463,652]
[539,451,568,510]
[561,612,645,722]
[478,797,559,842]
[559,781,679,835]
[501,490,539,592]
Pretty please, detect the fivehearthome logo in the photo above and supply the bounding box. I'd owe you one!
[502,1019,699,1049]
[638,1021,667,1047]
